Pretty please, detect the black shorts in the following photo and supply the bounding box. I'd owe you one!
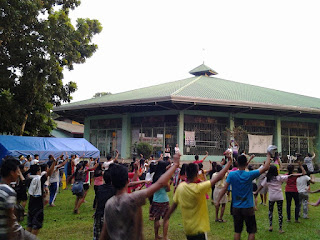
[232,207,257,234]
[17,190,28,201]
[27,208,44,230]
[186,233,206,240]
[252,183,258,193]
[83,183,89,191]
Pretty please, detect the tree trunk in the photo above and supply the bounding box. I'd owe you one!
[20,113,28,136]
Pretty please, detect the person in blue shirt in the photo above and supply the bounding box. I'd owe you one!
[216,151,271,240]
[149,161,170,240]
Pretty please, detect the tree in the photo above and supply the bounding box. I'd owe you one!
[137,142,153,159]
[93,92,112,98]
[0,0,102,136]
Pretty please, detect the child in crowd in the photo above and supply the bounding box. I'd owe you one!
[93,162,104,209]
[99,154,181,240]
[257,162,268,206]
[229,139,239,160]
[212,164,228,222]
[164,153,232,240]
[93,168,115,240]
[297,164,315,219]
[256,165,300,233]
[82,160,98,204]
[71,163,86,214]
[304,152,315,173]
[193,151,208,164]
[0,158,39,240]
[14,164,28,210]
[102,150,119,170]
[216,150,271,240]
[149,161,171,240]
[47,155,68,207]
[145,162,156,204]
[285,162,305,222]
[173,163,187,193]
[248,165,259,211]
[209,161,217,204]
[27,160,56,236]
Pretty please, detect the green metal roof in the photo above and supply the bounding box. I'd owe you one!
[55,74,320,114]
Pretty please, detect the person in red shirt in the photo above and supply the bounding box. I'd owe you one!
[193,151,208,164]
[285,162,306,222]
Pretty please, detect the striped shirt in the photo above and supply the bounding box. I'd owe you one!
[0,184,17,238]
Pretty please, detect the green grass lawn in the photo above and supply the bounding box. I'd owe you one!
[22,182,320,240]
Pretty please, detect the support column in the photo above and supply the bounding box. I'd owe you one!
[316,122,320,163]
[121,114,131,159]
[84,118,90,141]
[178,112,184,155]
[275,117,282,153]
[229,113,235,141]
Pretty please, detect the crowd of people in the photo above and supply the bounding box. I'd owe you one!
[0,142,320,240]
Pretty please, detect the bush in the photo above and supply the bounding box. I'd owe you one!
[137,142,153,159]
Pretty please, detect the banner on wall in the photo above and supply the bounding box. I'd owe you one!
[248,134,273,154]
[185,131,196,146]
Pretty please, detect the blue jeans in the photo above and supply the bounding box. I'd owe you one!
[49,182,59,205]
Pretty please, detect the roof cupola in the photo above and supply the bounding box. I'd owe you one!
[189,63,218,76]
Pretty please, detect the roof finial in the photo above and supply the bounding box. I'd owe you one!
[202,48,205,64]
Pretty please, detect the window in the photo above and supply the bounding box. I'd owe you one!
[281,122,317,158]
[184,115,228,155]
[131,115,178,158]
[89,119,122,157]
[235,119,275,156]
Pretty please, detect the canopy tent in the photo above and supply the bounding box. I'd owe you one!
[0,135,100,162]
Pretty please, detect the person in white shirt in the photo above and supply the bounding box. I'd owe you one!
[47,155,68,207]
[296,165,315,219]
[174,144,180,154]
[304,152,316,173]
[102,150,119,170]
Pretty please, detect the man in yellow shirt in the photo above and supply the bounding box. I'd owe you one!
[164,153,232,240]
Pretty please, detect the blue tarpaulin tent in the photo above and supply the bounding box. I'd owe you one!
[0,135,100,162]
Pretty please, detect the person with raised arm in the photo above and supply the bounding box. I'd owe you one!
[47,154,68,207]
[26,157,56,236]
[163,152,232,240]
[215,146,272,240]
[99,154,181,240]
[255,165,302,233]
[102,149,119,170]
[193,151,209,164]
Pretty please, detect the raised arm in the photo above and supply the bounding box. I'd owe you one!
[86,162,99,172]
[145,154,180,198]
[56,159,68,169]
[201,151,209,162]
[259,153,271,175]
[46,159,57,177]
[210,154,232,187]
[17,168,25,181]
[298,161,307,175]
[114,149,119,161]
[247,154,255,165]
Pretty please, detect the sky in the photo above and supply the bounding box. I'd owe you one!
[63,0,320,103]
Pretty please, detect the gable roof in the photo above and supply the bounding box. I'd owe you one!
[54,75,320,115]
[55,120,84,134]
